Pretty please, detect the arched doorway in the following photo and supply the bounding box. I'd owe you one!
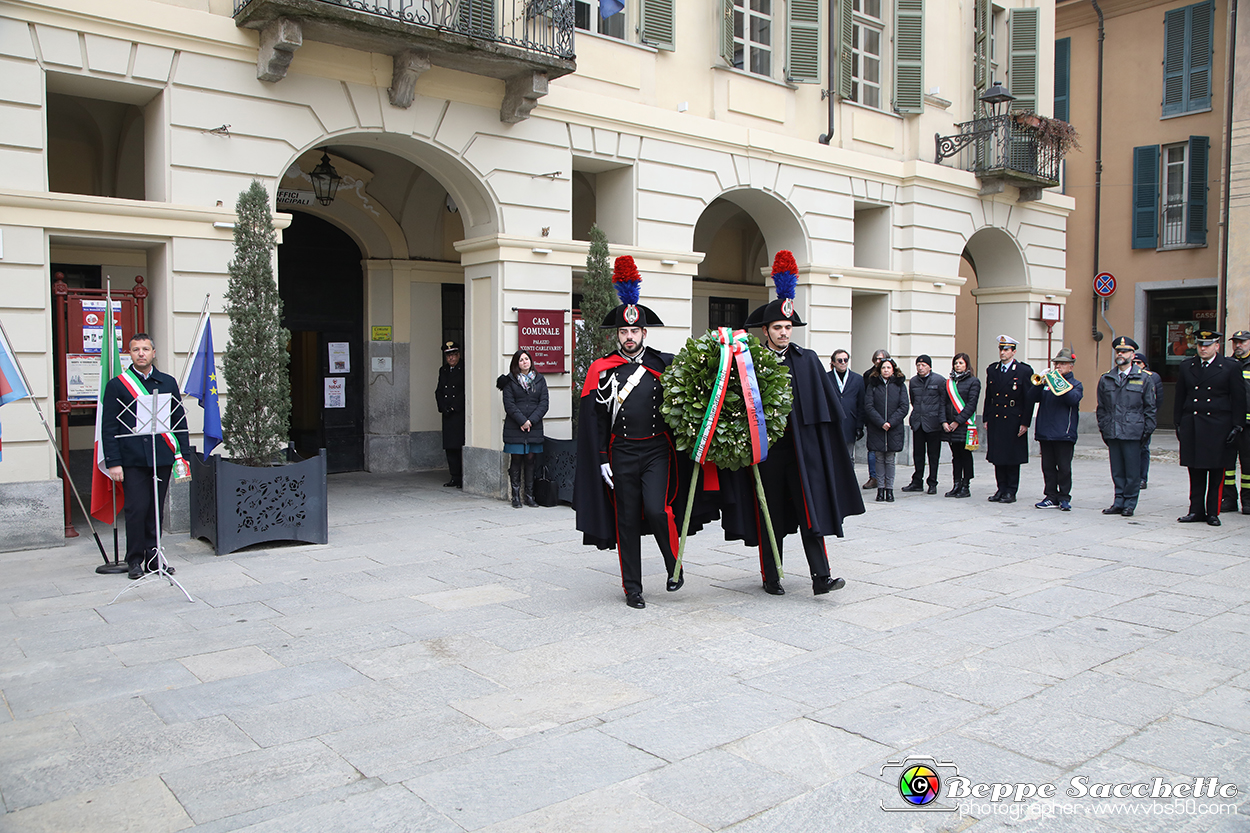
[963,227,1031,373]
[279,212,365,473]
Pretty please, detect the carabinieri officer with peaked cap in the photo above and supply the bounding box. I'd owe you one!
[1175,330,1247,526]
[983,334,1034,503]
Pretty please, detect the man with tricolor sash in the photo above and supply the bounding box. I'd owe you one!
[720,251,864,596]
[101,333,191,579]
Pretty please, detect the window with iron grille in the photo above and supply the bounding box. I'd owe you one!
[1131,137,1209,249]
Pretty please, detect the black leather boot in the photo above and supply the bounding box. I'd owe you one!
[509,456,523,508]
[944,480,961,497]
[955,480,971,498]
[886,489,895,502]
[522,456,538,506]
[876,488,886,502]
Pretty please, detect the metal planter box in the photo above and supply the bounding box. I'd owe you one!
[190,448,328,555]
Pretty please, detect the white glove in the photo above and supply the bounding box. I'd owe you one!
[599,463,614,489]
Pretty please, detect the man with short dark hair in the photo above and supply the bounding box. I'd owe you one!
[828,349,864,473]
[902,355,946,495]
[102,334,191,579]
[1176,330,1246,526]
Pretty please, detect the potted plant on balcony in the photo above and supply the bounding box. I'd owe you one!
[189,180,329,555]
[1013,112,1081,156]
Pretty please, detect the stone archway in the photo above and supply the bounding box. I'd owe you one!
[963,226,1033,373]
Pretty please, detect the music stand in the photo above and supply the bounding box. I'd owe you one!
[109,392,194,604]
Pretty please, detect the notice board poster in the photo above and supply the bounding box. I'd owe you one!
[517,309,564,373]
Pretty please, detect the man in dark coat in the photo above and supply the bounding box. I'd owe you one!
[1133,352,1164,491]
[101,333,191,579]
[719,251,864,596]
[902,355,946,494]
[828,348,864,474]
[572,256,714,609]
[1097,337,1154,517]
[1220,331,1250,512]
[435,341,465,487]
[1029,348,1083,511]
[1175,330,1247,526]
[983,334,1034,503]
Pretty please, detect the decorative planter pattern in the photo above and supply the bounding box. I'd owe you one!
[190,448,328,555]
[539,438,576,504]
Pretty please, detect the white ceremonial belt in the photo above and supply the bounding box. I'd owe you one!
[617,364,649,405]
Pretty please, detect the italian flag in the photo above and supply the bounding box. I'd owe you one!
[89,302,124,523]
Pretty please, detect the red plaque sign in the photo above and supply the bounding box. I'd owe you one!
[517,309,565,373]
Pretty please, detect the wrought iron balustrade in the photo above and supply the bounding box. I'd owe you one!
[935,113,1062,187]
[234,0,575,60]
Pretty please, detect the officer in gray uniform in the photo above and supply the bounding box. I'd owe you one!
[1096,336,1156,517]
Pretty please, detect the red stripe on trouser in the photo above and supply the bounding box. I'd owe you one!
[662,451,679,566]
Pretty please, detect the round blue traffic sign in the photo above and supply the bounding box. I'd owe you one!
[1094,272,1116,297]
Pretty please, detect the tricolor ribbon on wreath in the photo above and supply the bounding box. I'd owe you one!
[692,327,769,466]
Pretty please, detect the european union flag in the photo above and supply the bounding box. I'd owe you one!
[183,315,222,457]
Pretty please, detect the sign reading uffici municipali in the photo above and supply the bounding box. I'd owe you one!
[517,309,565,373]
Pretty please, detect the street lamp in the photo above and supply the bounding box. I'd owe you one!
[979,81,1016,116]
[309,150,341,206]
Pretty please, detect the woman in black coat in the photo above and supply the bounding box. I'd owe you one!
[942,353,982,498]
[497,349,549,507]
[864,358,910,502]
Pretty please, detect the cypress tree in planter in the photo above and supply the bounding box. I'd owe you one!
[190,181,328,554]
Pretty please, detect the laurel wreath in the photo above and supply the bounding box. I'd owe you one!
[660,331,793,471]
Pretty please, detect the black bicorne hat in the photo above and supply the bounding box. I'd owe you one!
[600,256,664,329]
[743,250,806,328]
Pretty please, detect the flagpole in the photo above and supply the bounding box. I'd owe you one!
[98,281,127,573]
[179,295,211,392]
[0,316,109,565]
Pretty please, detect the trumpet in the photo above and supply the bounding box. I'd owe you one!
[1031,368,1074,396]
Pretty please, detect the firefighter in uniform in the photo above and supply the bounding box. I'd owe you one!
[1220,330,1250,514]
[1176,330,1247,526]
[983,334,1034,503]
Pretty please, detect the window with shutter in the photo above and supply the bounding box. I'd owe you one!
[721,0,736,64]
[1054,37,1070,122]
[731,0,773,75]
[457,0,496,38]
[1132,145,1160,249]
[838,0,854,98]
[1007,8,1039,114]
[1163,1,1214,116]
[640,0,675,51]
[973,0,989,117]
[894,0,923,113]
[787,0,820,82]
[1187,135,1209,245]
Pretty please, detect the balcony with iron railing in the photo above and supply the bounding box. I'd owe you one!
[233,0,576,122]
[935,113,1071,201]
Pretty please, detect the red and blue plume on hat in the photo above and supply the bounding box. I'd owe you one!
[771,250,797,300]
[612,256,641,304]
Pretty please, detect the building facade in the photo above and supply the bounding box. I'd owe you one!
[0,0,1071,547]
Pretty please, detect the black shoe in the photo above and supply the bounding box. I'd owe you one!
[1139,481,1148,490]
[625,592,646,609]
[523,493,538,507]
[926,484,937,495]
[145,552,173,574]
[444,479,457,487]
[812,576,845,595]
[763,581,785,596]
[127,561,144,580]
[1102,506,1124,515]
[900,482,924,493]
[511,488,522,509]
[955,482,971,499]
[886,489,895,502]
[998,493,1016,504]
[987,491,1002,502]
[876,488,886,502]
[1122,509,1134,517]
[666,573,684,592]
[1208,517,1222,527]
[944,483,961,497]
[1242,506,1250,515]
[1177,513,1208,523]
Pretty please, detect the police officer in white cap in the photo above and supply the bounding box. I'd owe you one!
[982,334,1033,503]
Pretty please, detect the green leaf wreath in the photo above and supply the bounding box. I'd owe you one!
[660,330,793,471]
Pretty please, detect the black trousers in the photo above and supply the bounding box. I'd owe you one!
[1038,440,1074,502]
[993,464,1021,496]
[445,448,463,482]
[610,435,678,596]
[1106,439,1142,510]
[122,464,171,567]
[1188,468,1225,517]
[754,433,831,585]
[949,443,974,483]
[1139,432,1153,486]
[910,428,942,486]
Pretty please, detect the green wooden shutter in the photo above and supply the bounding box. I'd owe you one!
[1054,37,1070,122]
[720,0,735,65]
[1162,7,1187,114]
[1187,1,1213,112]
[1008,8,1039,114]
[973,0,990,116]
[458,0,495,37]
[1132,145,1160,249]
[837,0,854,98]
[894,0,924,113]
[640,0,675,51]
[1187,135,1209,245]
[787,0,820,82]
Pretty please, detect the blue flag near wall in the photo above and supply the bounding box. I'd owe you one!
[183,315,223,457]
[0,326,33,463]
[601,0,624,17]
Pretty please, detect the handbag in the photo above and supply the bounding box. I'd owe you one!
[533,466,559,507]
